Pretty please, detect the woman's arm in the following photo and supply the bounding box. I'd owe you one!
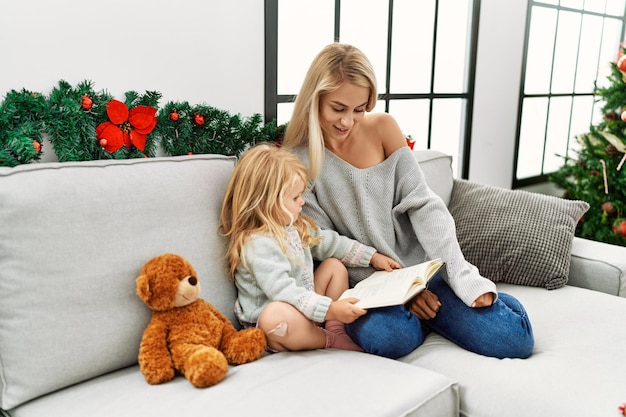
[394,148,498,307]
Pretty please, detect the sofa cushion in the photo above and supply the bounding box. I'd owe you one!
[448,179,589,289]
[413,150,454,206]
[0,155,237,410]
[8,350,459,417]
[400,283,626,417]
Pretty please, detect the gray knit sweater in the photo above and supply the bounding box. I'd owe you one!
[234,225,376,325]
[291,146,496,307]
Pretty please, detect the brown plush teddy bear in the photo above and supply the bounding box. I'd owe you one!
[136,253,267,388]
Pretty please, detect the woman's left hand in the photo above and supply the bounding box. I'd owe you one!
[370,253,402,271]
[471,292,495,308]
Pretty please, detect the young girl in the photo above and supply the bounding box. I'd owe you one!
[219,143,400,352]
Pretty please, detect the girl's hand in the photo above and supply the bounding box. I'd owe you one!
[326,298,367,323]
[370,252,401,271]
[471,292,495,308]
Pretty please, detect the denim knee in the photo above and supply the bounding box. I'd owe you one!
[496,293,535,359]
[345,305,424,359]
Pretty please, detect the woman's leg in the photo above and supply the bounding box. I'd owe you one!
[345,305,425,359]
[424,274,534,359]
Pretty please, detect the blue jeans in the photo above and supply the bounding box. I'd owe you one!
[345,274,534,359]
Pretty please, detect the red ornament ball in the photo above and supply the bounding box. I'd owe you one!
[193,113,205,126]
[81,94,93,111]
[33,140,41,154]
[169,110,179,121]
[619,55,626,72]
[613,220,626,237]
[621,110,626,122]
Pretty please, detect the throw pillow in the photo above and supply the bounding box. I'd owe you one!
[447,179,589,289]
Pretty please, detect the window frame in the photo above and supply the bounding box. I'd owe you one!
[513,0,626,188]
[263,0,481,179]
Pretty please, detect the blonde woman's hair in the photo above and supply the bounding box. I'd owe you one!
[281,43,378,178]
[219,143,320,279]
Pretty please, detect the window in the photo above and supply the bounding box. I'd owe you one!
[515,0,626,187]
[265,0,480,178]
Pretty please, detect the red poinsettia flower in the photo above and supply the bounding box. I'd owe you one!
[95,100,157,152]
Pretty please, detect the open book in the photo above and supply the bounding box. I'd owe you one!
[339,259,443,309]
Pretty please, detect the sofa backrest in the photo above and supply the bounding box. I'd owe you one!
[413,149,454,206]
[0,155,237,410]
[0,148,453,410]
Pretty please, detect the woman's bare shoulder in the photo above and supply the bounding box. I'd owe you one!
[365,111,398,125]
[364,112,406,154]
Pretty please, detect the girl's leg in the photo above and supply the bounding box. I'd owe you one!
[345,305,425,359]
[257,301,326,351]
[314,258,349,300]
[424,274,534,359]
[257,301,361,352]
[313,258,363,352]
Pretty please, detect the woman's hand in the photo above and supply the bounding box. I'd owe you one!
[471,292,495,308]
[370,252,402,271]
[326,298,367,323]
[408,290,441,320]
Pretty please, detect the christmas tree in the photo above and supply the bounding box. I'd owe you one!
[549,45,626,247]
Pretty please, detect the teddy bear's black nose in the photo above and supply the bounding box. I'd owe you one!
[188,276,197,286]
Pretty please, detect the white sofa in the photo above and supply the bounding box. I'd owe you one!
[1,149,625,417]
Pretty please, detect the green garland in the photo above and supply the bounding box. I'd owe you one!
[46,80,160,161]
[0,89,47,166]
[0,80,279,167]
[157,101,278,157]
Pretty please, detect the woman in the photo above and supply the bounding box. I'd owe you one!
[282,42,534,359]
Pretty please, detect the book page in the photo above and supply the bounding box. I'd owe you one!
[340,259,442,309]
[353,264,428,290]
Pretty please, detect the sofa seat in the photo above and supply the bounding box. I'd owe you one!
[7,350,458,417]
[401,283,626,417]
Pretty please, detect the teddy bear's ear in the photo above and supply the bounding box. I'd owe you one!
[136,275,151,302]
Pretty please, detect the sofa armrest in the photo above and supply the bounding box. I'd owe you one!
[568,237,626,297]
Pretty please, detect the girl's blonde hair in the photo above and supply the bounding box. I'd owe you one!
[219,143,320,279]
[281,43,378,178]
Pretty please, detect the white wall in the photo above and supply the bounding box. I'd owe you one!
[470,0,529,188]
[0,0,264,118]
[1,0,530,189]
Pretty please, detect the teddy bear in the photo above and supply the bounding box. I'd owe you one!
[135,253,267,388]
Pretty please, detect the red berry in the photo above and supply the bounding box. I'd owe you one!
[618,55,626,72]
[33,140,41,153]
[169,110,179,121]
[81,94,93,111]
[193,113,205,126]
